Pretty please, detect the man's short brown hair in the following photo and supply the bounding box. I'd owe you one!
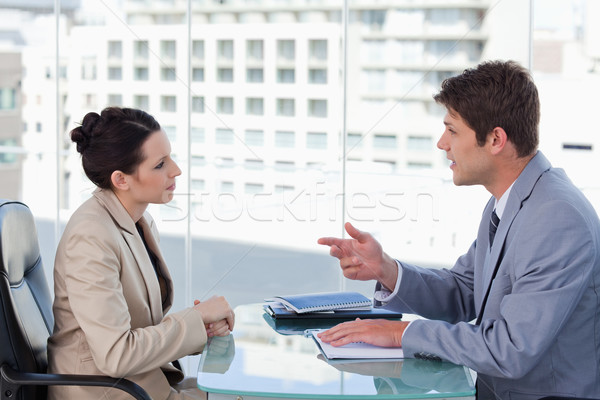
[433,60,540,158]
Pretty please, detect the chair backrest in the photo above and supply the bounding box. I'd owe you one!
[0,199,54,399]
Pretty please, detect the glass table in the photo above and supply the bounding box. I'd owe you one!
[197,304,476,399]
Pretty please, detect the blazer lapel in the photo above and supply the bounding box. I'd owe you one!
[478,151,552,311]
[137,215,174,313]
[93,188,166,324]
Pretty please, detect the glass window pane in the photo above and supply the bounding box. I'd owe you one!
[216,128,234,144]
[245,98,263,115]
[217,97,234,114]
[245,129,264,146]
[276,98,295,116]
[307,132,327,149]
[275,131,295,147]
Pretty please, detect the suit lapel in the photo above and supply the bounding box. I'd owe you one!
[92,188,167,324]
[137,216,174,313]
[478,152,552,313]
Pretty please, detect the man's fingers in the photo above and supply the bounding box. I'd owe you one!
[345,222,368,243]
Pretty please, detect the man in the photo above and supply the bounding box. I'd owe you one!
[318,60,600,399]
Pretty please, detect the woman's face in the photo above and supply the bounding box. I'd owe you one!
[126,129,181,205]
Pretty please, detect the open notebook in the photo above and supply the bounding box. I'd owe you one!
[311,329,404,359]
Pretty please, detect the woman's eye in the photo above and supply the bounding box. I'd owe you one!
[155,161,164,169]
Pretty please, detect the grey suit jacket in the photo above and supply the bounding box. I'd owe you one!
[381,152,600,399]
[47,188,207,400]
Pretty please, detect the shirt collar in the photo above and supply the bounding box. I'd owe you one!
[494,181,515,219]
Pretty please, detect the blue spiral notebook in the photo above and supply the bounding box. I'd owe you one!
[263,303,403,320]
[266,291,372,314]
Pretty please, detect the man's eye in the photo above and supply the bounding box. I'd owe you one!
[155,161,164,169]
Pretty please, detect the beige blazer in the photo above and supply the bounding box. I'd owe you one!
[47,188,207,400]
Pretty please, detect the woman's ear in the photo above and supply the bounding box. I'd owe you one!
[111,170,129,191]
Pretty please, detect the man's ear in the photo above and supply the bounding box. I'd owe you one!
[111,170,129,191]
[489,127,508,155]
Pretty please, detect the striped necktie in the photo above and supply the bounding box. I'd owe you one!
[489,209,500,247]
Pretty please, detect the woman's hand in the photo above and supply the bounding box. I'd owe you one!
[193,296,235,337]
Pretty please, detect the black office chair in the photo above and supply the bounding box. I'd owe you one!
[0,199,152,400]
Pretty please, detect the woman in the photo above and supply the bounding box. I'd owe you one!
[47,107,235,400]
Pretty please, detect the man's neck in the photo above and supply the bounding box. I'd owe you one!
[490,152,535,200]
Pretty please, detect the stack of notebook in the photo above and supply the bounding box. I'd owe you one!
[264,291,402,319]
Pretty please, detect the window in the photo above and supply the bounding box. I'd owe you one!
[107,40,122,59]
[277,68,295,83]
[407,135,433,151]
[0,139,17,164]
[306,132,327,149]
[134,40,148,60]
[373,134,397,149]
[192,96,204,113]
[245,159,264,170]
[218,40,234,60]
[217,68,233,82]
[308,68,327,84]
[161,95,177,112]
[246,68,263,83]
[246,98,264,115]
[245,183,264,194]
[0,88,16,110]
[191,155,206,166]
[217,157,235,168]
[348,133,363,148]
[134,67,149,81]
[245,129,264,146]
[161,67,176,81]
[192,40,204,60]
[192,68,204,82]
[161,40,176,60]
[308,99,327,118]
[191,127,205,143]
[191,179,205,191]
[108,67,122,80]
[246,40,263,60]
[274,160,295,171]
[275,184,295,193]
[275,131,295,147]
[107,94,122,106]
[217,97,234,114]
[277,40,295,61]
[309,39,327,60]
[81,57,97,80]
[276,98,295,116]
[361,69,386,92]
[134,95,149,110]
[220,181,234,192]
[216,128,234,145]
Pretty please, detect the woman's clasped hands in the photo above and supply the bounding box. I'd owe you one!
[193,296,235,338]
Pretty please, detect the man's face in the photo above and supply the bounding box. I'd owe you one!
[437,110,493,187]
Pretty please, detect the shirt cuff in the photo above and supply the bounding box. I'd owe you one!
[373,259,402,304]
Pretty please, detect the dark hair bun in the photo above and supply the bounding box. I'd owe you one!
[71,111,100,154]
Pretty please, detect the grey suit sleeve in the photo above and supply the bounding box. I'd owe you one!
[381,240,477,323]
[400,200,597,379]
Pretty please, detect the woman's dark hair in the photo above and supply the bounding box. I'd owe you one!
[71,107,161,189]
[433,60,540,158]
